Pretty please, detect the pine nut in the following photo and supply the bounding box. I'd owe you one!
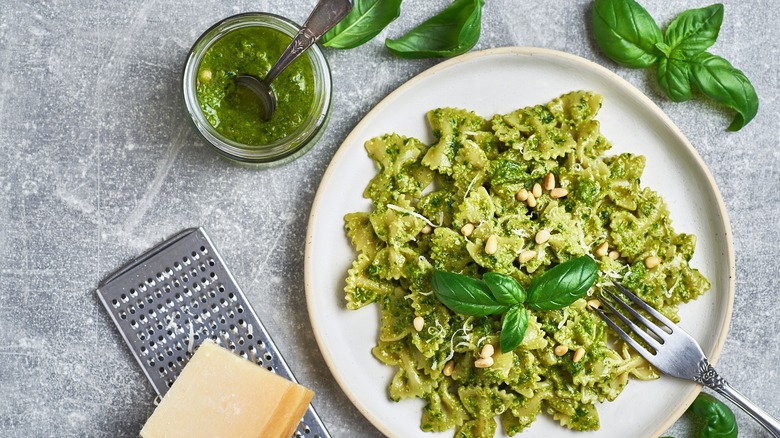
[587,299,601,310]
[609,250,620,260]
[443,361,455,377]
[480,344,494,359]
[595,241,609,257]
[532,183,542,198]
[543,173,555,191]
[550,188,569,199]
[461,223,474,237]
[518,250,537,263]
[474,356,494,368]
[554,345,568,356]
[515,188,529,202]
[644,256,662,269]
[535,229,550,244]
[526,193,537,208]
[198,69,213,82]
[421,224,432,235]
[573,347,585,363]
[413,316,425,332]
[485,234,498,254]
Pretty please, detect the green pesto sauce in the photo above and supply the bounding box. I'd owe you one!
[196,26,315,146]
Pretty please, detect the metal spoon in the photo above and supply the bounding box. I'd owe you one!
[236,0,353,121]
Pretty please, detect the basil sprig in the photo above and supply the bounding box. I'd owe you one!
[432,255,598,353]
[592,0,758,131]
[320,0,484,59]
[321,0,402,49]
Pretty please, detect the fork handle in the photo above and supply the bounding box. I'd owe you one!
[710,381,780,437]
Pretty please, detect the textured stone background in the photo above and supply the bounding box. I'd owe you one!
[0,0,778,437]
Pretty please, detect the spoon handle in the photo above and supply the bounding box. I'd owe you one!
[265,0,353,84]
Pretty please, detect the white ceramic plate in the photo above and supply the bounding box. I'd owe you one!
[305,47,734,438]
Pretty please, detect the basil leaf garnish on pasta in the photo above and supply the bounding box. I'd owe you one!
[500,306,529,353]
[526,256,598,311]
[483,272,525,306]
[431,269,509,317]
[433,257,597,351]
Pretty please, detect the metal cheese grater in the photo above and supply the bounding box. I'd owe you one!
[96,227,330,438]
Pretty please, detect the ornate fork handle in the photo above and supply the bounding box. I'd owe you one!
[695,358,780,437]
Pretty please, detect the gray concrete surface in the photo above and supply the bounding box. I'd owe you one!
[0,0,777,437]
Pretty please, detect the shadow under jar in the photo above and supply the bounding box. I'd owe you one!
[183,13,332,167]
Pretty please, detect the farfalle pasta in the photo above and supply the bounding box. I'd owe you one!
[342,91,710,437]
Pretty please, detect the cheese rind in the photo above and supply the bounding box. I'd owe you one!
[140,340,314,438]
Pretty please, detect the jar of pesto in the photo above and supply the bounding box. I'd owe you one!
[183,13,332,166]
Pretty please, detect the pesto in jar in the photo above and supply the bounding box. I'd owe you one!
[196,26,315,145]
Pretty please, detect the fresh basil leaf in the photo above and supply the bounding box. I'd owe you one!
[592,0,663,68]
[690,52,758,131]
[483,272,526,306]
[321,0,402,49]
[657,57,693,102]
[526,256,598,311]
[432,269,509,317]
[385,0,484,59]
[664,4,723,59]
[500,306,528,353]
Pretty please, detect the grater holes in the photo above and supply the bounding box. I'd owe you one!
[264,352,273,362]
[138,332,147,342]
[120,293,129,303]
[128,306,136,315]
[217,283,225,293]
[156,272,165,282]
[130,319,138,330]
[198,263,206,272]
[190,250,200,260]
[146,296,154,304]
[182,256,191,266]
[146,278,156,288]
[173,261,182,271]
[210,272,218,281]
[111,298,119,308]
[200,245,208,254]
[154,290,163,299]
[165,267,174,276]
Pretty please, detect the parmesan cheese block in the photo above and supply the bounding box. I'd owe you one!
[140,340,314,438]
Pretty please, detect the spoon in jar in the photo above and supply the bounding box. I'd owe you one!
[236,0,353,121]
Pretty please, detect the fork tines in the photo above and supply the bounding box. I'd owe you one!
[593,282,675,358]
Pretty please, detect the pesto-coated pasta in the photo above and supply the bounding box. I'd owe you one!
[343,91,710,437]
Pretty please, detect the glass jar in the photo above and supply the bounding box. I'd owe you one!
[182,13,332,167]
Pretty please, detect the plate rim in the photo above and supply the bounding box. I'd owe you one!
[304,46,736,437]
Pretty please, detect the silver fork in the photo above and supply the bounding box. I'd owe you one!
[593,282,780,437]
